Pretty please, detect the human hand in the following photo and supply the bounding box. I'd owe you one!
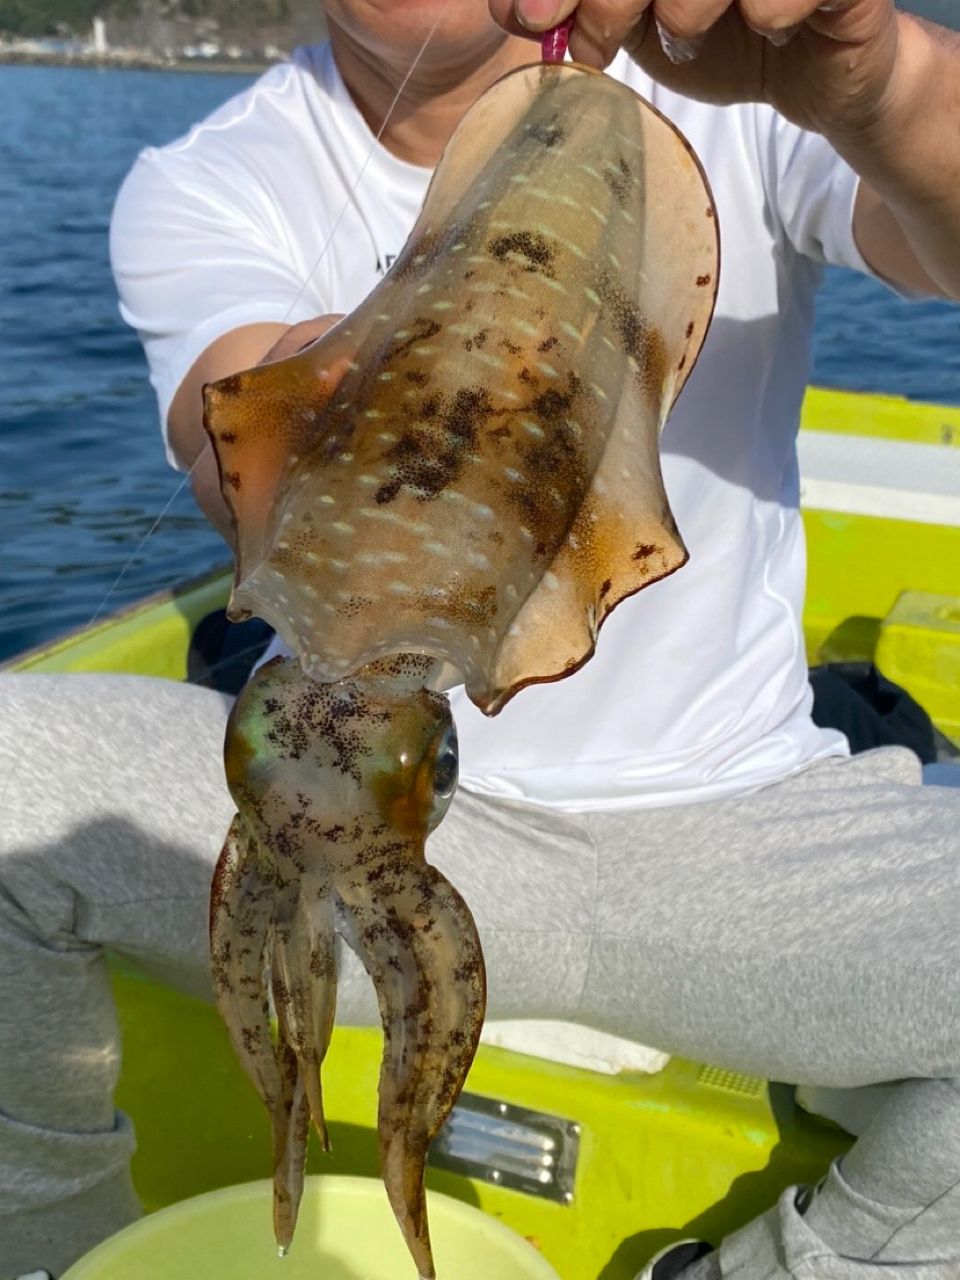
[257,314,344,364]
[489,0,909,140]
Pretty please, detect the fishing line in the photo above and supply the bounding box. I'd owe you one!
[129,2,452,645]
[86,3,451,658]
[281,2,450,327]
[86,473,196,630]
[1,6,451,807]
[125,0,451,629]
[0,470,198,816]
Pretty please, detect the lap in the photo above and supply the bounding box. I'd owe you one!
[418,748,960,1085]
[0,673,234,997]
[583,750,960,1084]
[4,674,957,1084]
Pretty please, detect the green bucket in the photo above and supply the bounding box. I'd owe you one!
[61,1176,559,1280]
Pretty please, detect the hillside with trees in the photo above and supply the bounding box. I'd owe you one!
[0,0,324,58]
[0,0,954,59]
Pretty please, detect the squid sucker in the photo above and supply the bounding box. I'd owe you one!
[204,59,718,1279]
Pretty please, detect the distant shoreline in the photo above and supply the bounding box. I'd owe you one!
[0,49,270,75]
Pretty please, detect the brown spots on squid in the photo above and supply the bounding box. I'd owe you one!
[384,317,442,361]
[338,593,376,621]
[696,273,712,287]
[596,270,668,390]
[506,373,591,556]
[374,386,494,505]
[390,224,461,282]
[525,117,564,148]
[488,230,556,277]
[414,583,498,634]
[462,328,488,352]
[530,383,579,422]
[369,652,437,685]
[602,156,634,205]
[237,671,388,789]
[632,543,658,561]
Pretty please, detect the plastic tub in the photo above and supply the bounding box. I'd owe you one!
[61,1175,560,1280]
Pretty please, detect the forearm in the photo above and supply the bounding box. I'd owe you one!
[167,322,291,541]
[168,314,343,543]
[829,15,960,299]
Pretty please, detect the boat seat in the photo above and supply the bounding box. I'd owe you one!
[799,429,960,528]
[482,1020,669,1075]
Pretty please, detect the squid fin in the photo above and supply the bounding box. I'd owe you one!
[202,339,354,616]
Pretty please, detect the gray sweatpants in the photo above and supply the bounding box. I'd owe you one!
[1,673,959,1278]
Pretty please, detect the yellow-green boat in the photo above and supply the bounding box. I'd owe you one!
[6,385,960,1279]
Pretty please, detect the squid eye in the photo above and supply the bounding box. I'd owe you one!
[428,725,458,829]
[434,731,458,797]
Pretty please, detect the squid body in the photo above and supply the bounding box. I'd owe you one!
[204,59,718,1278]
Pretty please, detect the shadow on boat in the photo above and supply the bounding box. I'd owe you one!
[597,1082,843,1279]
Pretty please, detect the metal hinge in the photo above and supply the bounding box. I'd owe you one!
[428,1091,580,1204]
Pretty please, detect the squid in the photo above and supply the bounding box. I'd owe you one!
[204,60,718,1278]
[209,652,477,1278]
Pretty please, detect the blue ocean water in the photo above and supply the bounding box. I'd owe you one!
[1,63,959,663]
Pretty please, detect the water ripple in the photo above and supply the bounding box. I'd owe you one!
[1,64,959,663]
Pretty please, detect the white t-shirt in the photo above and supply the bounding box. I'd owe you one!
[111,42,872,811]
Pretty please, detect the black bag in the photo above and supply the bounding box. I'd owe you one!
[187,610,274,696]
[809,662,938,764]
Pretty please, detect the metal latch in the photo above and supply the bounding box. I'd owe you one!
[428,1091,579,1203]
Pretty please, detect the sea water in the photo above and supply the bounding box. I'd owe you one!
[1,63,958,663]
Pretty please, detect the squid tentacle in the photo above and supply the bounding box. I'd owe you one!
[209,816,282,1112]
[271,1040,311,1253]
[209,816,311,1253]
[271,888,338,1152]
[336,863,486,1280]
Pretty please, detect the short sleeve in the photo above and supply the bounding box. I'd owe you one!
[768,114,871,273]
[109,149,320,469]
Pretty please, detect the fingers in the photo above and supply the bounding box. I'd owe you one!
[651,0,817,61]
[487,0,578,34]
[733,0,878,51]
[489,0,653,68]
[490,0,865,68]
[565,0,654,66]
[735,0,821,39]
[650,0,730,61]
